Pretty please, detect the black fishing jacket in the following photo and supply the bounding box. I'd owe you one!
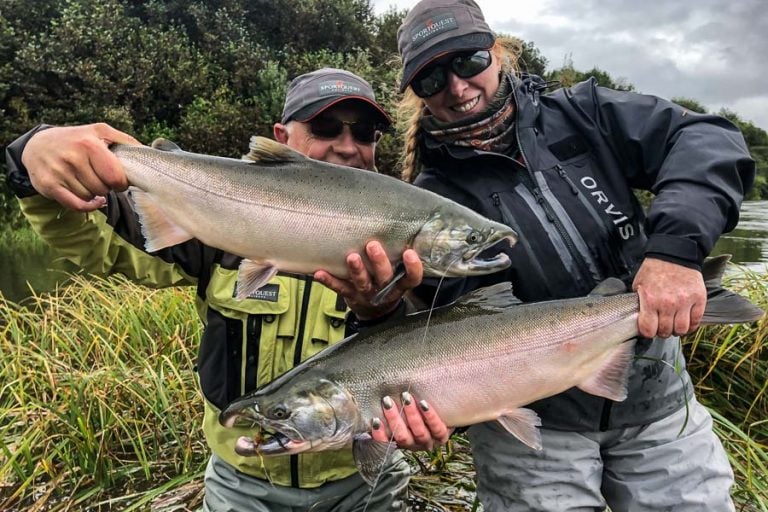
[411,74,755,431]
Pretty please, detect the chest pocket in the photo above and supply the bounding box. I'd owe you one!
[310,286,348,353]
[206,265,347,385]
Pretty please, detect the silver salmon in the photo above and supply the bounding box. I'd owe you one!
[218,255,763,484]
[112,137,517,299]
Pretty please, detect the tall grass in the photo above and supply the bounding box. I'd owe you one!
[0,275,206,511]
[0,269,766,511]
[686,266,768,509]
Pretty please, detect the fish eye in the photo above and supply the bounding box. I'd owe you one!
[269,404,290,420]
[466,230,484,244]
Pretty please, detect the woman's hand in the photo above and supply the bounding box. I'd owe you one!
[370,392,452,451]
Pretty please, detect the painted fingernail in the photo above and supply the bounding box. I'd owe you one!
[382,396,393,410]
[401,391,413,405]
[372,418,381,430]
[419,400,429,412]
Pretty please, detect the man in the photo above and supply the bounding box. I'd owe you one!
[5,67,437,512]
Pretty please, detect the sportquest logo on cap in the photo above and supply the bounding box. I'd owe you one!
[281,68,391,126]
[397,0,495,92]
[410,12,459,48]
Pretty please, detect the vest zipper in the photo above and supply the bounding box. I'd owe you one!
[526,176,593,284]
[291,276,313,487]
[243,315,261,394]
[509,83,594,286]
[556,164,580,195]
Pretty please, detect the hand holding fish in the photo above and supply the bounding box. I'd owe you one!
[632,257,707,338]
[314,241,424,320]
[371,393,452,451]
[21,123,140,212]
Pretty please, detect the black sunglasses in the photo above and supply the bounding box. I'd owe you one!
[411,50,493,98]
[308,117,382,144]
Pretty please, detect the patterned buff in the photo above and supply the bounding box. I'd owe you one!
[420,75,517,155]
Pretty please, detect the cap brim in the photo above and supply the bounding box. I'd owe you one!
[399,32,495,93]
[291,96,392,127]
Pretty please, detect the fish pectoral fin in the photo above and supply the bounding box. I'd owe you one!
[236,260,279,300]
[352,433,397,486]
[243,136,307,164]
[371,267,406,306]
[453,282,522,311]
[129,187,194,252]
[497,408,542,451]
[577,340,636,402]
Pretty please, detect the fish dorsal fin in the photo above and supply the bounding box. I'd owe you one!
[454,282,522,311]
[243,136,307,164]
[151,138,183,152]
[577,339,635,401]
[588,277,627,297]
[351,433,397,486]
[129,187,194,252]
[497,408,542,450]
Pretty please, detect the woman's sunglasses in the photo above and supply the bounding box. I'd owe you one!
[308,117,382,144]
[411,50,493,98]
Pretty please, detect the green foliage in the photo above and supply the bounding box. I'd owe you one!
[1,0,767,226]
[716,109,768,201]
[671,97,709,114]
[517,39,548,77]
[547,57,634,91]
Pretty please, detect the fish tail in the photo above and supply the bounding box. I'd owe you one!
[701,255,764,324]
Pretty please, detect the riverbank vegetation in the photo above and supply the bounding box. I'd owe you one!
[1,0,768,227]
[1,268,766,511]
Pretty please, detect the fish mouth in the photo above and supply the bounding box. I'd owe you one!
[234,430,309,456]
[456,233,516,274]
[463,251,511,273]
[221,407,313,456]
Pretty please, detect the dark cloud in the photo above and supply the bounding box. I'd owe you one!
[495,0,768,129]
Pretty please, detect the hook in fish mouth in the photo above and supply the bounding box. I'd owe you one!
[234,430,308,456]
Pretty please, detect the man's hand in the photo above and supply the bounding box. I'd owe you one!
[370,392,452,451]
[632,257,706,338]
[21,123,141,212]
[314,241,424,321]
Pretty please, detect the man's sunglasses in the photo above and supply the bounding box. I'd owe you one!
[411,50,493,98]
[308,117,383,144]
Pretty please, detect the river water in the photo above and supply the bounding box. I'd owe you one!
[711,200,768,273]
[1,200,766,303]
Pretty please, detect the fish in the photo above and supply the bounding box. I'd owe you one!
[218,255,764,484]
[111,137,517,300]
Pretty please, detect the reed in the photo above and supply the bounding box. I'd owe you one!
[0,268,766,511]
[686,266,768,509]
[0,275,206,511]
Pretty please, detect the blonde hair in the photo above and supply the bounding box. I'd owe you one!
[397,36,522,183]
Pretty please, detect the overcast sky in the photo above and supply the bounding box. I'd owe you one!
[372,0,768,131]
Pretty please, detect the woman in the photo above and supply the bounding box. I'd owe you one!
[391,0,755,510]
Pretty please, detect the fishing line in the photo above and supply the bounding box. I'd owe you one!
[363,258,459,512]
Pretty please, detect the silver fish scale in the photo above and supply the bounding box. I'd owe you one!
[312,293,640,426]
[113,145,447,276]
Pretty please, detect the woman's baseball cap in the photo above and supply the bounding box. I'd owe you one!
[397,0,495,93]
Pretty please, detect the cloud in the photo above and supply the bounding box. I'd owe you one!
[493,0,768,129]
[373,0,768,130]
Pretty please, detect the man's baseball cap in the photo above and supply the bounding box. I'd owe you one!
[397,0,495,93]
[281,68,391,126]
